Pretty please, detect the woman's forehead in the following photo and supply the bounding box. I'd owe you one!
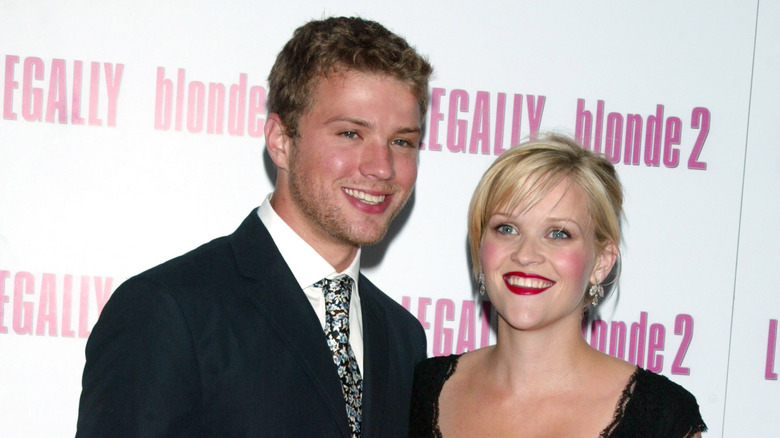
[497,181,589,218]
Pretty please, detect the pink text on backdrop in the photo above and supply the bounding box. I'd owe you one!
[767,319,778,380]
[2,55,123,126]
[423,88,546,156]
[575,99,709,170]
[0,270,114,339]
[402,296,495,356]
[154,67,265,137]
[584,312,695,375]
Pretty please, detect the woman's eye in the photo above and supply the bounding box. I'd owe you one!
[495,224,517,235]
[548,229,570,239]
[341,131,358,139]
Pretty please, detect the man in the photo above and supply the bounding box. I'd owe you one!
[76,17,432,437]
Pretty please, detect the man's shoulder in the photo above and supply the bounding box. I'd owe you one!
[358,274,423,332]
[358,275,406,312]
[133,209,271,287]
[133,235,234,285]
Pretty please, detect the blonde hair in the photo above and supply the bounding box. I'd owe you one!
[468,133,623,284]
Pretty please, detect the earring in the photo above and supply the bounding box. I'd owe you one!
[477,273,486,297]
[589,283,605,307]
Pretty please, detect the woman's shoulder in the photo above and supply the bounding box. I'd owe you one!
[414,354,461,379]
[411,354,463,409]
[613,368,707,437]
[410,354,463,437]
[632,368,701,408]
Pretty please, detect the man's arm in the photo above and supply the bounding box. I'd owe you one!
[76,277,202,437]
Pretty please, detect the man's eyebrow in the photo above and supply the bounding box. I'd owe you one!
[325,116,373,128]
[326,116,421,134]
[396,126,422,135]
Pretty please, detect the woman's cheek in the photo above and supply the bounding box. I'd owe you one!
[557,247,593,284]
[479,236,504,272]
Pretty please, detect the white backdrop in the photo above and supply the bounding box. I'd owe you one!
[0,1,776,436]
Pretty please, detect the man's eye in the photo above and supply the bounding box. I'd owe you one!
[393,138,418,148]
[341,131,358,139]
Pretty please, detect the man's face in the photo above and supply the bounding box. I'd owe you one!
[280,70,421,249]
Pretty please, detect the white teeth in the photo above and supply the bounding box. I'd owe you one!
[505,276,553,289]
[344,188,386,205]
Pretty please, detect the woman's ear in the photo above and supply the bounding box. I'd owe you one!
[591,242,618,285]
[264,113,293,171]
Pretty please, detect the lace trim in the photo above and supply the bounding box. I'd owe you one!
[599,366,641,437]
[429,363,705,438]
[432,356,459,438]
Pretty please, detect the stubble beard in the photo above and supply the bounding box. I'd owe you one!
[287,149,411,247]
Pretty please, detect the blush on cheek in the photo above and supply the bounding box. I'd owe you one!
[560,249,593,285]
[478,238,501,272]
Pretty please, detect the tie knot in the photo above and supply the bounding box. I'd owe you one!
[315,275,354,312]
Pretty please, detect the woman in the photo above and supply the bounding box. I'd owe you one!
[409,133,706,437]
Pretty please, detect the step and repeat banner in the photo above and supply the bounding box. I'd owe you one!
[0,1,776,436]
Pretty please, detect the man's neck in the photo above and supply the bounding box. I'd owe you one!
[270,193,359,272]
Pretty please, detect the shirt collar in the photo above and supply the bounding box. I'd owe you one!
[257,193,361,288]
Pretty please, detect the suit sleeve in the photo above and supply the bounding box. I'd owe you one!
[405,312,427,366]
[76,277,203,438]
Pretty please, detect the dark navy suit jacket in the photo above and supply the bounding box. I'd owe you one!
[76,210,426,437]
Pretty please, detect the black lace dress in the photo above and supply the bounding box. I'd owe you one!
[409,355,707,438]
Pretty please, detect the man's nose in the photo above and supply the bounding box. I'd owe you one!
[359,140,395,180]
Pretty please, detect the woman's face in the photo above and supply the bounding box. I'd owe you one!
[479,178,615,332]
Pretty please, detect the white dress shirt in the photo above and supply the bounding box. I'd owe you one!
[257,194,364,372]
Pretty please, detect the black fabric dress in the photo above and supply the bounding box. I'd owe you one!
[409,354,707,438]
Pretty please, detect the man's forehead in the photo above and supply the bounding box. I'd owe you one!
[305,70,420,123]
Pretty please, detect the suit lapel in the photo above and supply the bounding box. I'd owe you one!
[358,275,392,436]
[229,210,351,437]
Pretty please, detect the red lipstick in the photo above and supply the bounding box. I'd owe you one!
[502,272,554,295]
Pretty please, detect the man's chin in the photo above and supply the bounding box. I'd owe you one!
[339,220,394,247]
[353,232,389,247]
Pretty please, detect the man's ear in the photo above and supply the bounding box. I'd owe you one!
[265,113,293,171]
[591,242,618,285]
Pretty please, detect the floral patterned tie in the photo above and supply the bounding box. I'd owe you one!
[314,275,363,437]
